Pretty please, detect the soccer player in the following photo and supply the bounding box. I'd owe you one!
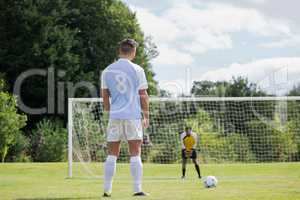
[101,39,149,197]
[180,127,201,179]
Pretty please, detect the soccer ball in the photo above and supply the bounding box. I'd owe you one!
[203,176,218,188]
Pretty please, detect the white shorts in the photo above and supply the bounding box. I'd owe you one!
[107,119,143,142]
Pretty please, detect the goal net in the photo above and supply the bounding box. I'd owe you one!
[68,97,300,178]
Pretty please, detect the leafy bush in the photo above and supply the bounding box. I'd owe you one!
[185,109,237,163]
[0,91,27,162]
[227,133,256,162]
[247,116,298,162]
[149,143,180,164]
[185,108,214,133]
[6,133,31,162]
[200,133,238,163]
[30,118,67,162]
[287,119,300,161]
[148,126,181,163]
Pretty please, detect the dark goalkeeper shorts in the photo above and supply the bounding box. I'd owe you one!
[182,149,197,159]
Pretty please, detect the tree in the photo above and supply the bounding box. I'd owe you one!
[158,89,172,97]
[0,78,27,162]
[66,0,158,91]
[191,77,271,135]
[191,80,229,96]
[288,84,300,96]
[191,76,267,97]
[0,0,82,130]
[0,0,158,128]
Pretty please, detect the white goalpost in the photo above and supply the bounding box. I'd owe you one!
[68,97,300,178]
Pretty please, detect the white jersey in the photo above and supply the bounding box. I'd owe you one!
[101,58,148,119]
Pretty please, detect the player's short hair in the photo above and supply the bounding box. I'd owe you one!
[119,38,138,55]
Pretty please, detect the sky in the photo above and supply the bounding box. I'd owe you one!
[122,0,300,95]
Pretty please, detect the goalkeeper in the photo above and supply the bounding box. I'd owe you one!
[180,127,201,179]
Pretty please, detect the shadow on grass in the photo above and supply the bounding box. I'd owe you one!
[16,198,100,200]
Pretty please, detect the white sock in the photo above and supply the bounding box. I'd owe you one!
[103,155,117,193]
[130,156,143,193]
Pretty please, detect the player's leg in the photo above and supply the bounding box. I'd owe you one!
[128,140,146,196]
[103,119,122,197]
[126,119,148,196]
[192,159,201,179]
[104,142,120,196]
[181,149,187,179]
[191,150,201,179]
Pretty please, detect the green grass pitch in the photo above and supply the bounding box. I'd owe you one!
[0,162,300,200]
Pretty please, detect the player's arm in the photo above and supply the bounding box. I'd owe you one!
[180,133,184,149]
[180,134,188,157]
[101,70,110,112]
[192,133,198,150]
[137,67,149,128]
[139,89,149,128]
[101,89,110,112]
[180,135,186,158]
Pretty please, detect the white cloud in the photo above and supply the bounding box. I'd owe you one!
[157,57,300,95]
[131,2,293,57]
[158,79,186,96]
[164,3,291,37]
[200,57,300,81]
[152,45,194,66]
[131,6,180,43]
[248,0,269,4]
[125,1,300,95]
[260,35,300,48]
[203,0,270,4]
[199,57,300,94]
[131,6,193,67]
[180,30,233,55]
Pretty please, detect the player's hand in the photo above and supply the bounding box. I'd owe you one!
[185,150,190,157]
[185,150,192,157]
[142,118,149,129]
